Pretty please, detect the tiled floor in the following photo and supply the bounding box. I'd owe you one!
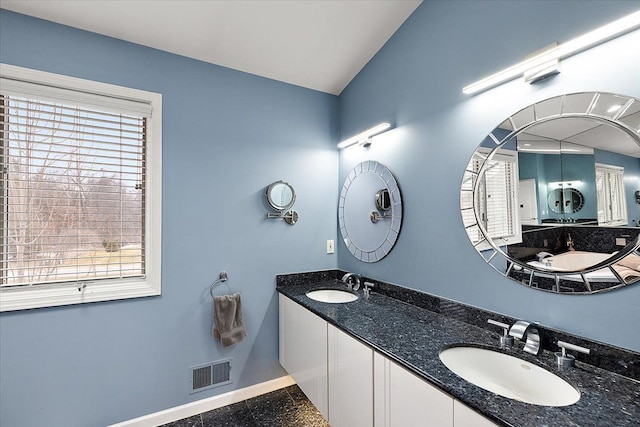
[161,385,329,427]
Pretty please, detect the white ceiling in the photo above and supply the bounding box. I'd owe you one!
[0,0,422,95]
[518,117,640,158]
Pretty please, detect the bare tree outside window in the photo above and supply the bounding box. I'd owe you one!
[1,95,145,287]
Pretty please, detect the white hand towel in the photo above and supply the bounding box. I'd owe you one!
[212,293,247,347]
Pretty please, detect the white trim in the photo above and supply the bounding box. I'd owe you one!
[108,375,296,427]
[0,63,155,116]
[0,64,162,312]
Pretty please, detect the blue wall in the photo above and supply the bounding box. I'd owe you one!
[0,10,338,427]
[2,2,640,426]
[338,0,640,352]
[518,153,598,221]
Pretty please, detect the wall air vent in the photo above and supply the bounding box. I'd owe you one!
[189,358,232,394]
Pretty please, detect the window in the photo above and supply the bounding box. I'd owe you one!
[462,148,522,250]
[596,163,627,226]
[0,64,161,311]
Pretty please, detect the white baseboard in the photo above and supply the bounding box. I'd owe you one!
[109,375,296,427]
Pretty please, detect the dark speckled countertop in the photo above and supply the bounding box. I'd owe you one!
[277,279,640,427]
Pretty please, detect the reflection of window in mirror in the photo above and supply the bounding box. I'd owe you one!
[596,163,628,226]
[464,148,522,249]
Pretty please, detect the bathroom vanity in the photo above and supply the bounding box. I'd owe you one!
[277,271,640,427]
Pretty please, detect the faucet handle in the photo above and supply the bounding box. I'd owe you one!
[363,281,374,299]
[555,340,590,369]
[488,319,514,348]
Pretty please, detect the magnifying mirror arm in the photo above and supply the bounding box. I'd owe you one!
[265,210,299,225]
[370,211,393,223]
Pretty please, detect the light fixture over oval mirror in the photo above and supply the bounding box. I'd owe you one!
[339,161,402,262]
[460,92,640,294]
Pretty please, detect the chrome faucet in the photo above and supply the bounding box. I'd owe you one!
[341,272,361,291]
[508,320,542,355]
[566,233,575,251]
[537,252,553,261]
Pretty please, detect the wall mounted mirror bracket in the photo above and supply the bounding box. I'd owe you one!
[265,180,299,225]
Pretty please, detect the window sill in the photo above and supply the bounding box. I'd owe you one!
[0,277,160,312]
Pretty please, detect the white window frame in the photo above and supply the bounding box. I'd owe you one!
[0,64,162,311]
[465,147,522,251]
[596,163,627,226]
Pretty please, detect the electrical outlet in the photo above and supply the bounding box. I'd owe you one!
[543,239,548,247]
[326,240,335,254]
[616,237,627,246]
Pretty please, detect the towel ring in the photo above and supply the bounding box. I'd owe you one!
[210,271,229,299]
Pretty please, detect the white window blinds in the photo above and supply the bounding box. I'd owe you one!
[462,148,521,249]
[1,94,146,287]
[596,163,627,226]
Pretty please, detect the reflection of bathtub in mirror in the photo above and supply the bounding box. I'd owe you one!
[529,251,612,272]
[522,251,640,284]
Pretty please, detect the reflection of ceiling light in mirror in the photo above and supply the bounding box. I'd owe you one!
[463,10,640,95]
[549,181,583,188]
[337,122,391,149]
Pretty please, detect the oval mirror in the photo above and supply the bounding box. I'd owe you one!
[547,188,584,214]
[265,180,296,211]
[339,161,402,263]
[460,92,640,294]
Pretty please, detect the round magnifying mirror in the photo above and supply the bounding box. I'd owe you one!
[376,189,392,212]
[266,180,296,211]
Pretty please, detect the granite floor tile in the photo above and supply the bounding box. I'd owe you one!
[160,414,202,427]
[159,385,327,427]
[201,401,257,427]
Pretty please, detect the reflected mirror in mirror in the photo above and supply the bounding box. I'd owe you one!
[460,92,640,294]
[376,188,392,212]
[266,180,296,211]
[339,161,402,263]
[547,188,585,214]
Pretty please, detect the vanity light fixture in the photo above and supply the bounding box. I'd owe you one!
[463,10,640,95]
[337,122,391,149]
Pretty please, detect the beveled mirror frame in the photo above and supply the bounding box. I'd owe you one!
[461,92,640,294]
[339,160,402,263]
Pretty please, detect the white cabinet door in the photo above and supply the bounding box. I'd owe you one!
[453,400,500,427]
[328,324,374,427]
[278,294,328,419]
[375,353,454,427]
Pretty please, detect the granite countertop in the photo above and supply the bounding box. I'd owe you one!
[277,280,640,427]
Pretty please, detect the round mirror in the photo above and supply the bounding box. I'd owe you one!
[460,92,640,294]
[339,161,402,263]
[266,180,295,211]
[547,188,584,214]
[376,188,392,212]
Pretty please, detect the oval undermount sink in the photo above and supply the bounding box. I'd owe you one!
[306,289,358,303]
[439,346,580,406]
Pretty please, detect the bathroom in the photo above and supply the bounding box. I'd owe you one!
[0,1,639,426]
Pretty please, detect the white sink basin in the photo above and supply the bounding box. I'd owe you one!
[439,346,580,406]
[306,289,358,303]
